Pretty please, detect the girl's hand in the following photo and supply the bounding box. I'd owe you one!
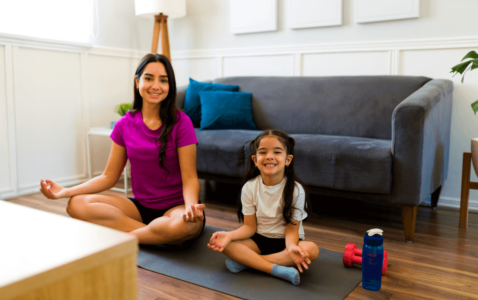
[207,231,232,252]
[288,244,311,273]
[182,204,205,223]
[39,180,68,200]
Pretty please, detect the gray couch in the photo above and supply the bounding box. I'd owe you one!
[176,76,453,242]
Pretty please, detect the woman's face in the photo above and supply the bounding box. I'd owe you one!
[135,62,169,106]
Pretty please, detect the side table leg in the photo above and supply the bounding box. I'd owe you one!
[124,162,128,195]
[460,152,471,229]
[86,133,92,180]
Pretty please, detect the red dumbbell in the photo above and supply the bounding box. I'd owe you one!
[343,243,388,275]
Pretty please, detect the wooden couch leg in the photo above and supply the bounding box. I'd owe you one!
[401,205,417,242]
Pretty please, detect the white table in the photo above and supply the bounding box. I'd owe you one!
[0,200,138,300]
[86,127,131,194]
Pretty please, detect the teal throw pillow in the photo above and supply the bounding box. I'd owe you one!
[184,78,239,122]
[199,91,257,130]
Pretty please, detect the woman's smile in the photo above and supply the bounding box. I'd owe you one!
[135,62,169,105]
[148,91,162,98]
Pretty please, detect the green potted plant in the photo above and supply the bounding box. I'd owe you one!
[450,50,478,176]
[450,50,478,114]
[111,103,132,129]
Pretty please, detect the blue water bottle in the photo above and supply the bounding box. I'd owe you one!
[362,228,384,291]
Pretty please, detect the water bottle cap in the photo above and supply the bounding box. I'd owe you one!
[364,228,383,245]
[366,228,383,236]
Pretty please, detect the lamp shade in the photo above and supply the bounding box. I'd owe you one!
[135,0,186,19]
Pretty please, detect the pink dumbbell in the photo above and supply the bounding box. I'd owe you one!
[343,243,388,275]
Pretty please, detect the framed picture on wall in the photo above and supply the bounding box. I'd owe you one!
[230,0,277,34]
[287,0,343,29]
[355,0,420,24]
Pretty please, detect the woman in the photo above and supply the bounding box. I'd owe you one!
[39,53,205,246]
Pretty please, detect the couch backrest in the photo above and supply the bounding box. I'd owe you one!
[214,76,431,140]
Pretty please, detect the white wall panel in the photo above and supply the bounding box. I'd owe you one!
[400,48,478,205]
[223,55,294,77]
[1,31,478,211]
[303,51,389,76]
[0,45,10,192]
[14,47,85,189]
[88,54,137,175]
[173,58,218,87]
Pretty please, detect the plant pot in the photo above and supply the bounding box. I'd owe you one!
[471,138,478,176]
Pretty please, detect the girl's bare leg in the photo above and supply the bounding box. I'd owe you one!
[222,240,274,274]
[222,239,303,285]
[67,195,203,245]
[262,241,320,267]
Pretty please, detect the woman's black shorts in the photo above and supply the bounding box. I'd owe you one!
[128,198,205,249]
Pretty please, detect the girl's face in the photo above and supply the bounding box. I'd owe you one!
[135,62,169,106]
[252,136,293,179]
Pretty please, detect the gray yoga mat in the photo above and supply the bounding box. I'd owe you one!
[137,225,362,300]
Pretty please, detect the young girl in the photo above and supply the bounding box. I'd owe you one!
[207,130,319,285]
[39,53,205,247]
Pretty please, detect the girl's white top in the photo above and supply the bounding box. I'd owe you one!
[242,175,308,240]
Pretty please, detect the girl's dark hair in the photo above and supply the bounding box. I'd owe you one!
[237,129,313,225]
[131,53,178,174]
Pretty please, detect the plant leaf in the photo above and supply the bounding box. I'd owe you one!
[472,100,478,115]
[461,51,478,62]
[450,60,472,75]
[115,103,132,117]
[460,59,478,83]
[471,59,478,71]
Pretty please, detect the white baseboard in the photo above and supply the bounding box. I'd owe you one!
[3,175,88,200]
[438,196,478,213]
[0,188,15,200]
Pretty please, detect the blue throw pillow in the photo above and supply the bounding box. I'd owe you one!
[199,91,257,130]
[184,78,239,122]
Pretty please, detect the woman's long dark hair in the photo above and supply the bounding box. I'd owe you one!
[237,129,313,225]
[131,53,178,174]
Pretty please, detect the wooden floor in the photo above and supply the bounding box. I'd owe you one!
[5,181,478,300]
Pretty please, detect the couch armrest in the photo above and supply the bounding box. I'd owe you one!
[176,84,188,109]
[391,79,453,205]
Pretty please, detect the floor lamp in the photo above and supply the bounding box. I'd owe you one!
[135,0,186,60]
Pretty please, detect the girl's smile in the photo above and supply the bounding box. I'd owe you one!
[252,136,293,186]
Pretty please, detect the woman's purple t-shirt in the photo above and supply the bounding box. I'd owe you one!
[110,110,198,209]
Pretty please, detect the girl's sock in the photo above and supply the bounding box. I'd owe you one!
[271,264,300,286]
[225,258,248,273]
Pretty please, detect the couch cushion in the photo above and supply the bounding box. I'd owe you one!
[290,134,392,194]
[184,78,239,122]
[199,91,257,130]
[196,129,260,177]
[214,76,431,140]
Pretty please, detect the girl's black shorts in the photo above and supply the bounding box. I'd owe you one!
[251,233,304,255]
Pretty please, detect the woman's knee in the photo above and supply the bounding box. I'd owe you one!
[66,195,89,219]
[177,219,202,239]
[150,216,201,241]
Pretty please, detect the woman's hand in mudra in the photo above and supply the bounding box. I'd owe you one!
[182,204,205,223]
[39,179,68,200]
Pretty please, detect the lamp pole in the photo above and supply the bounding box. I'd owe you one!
[151,13,171,61]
